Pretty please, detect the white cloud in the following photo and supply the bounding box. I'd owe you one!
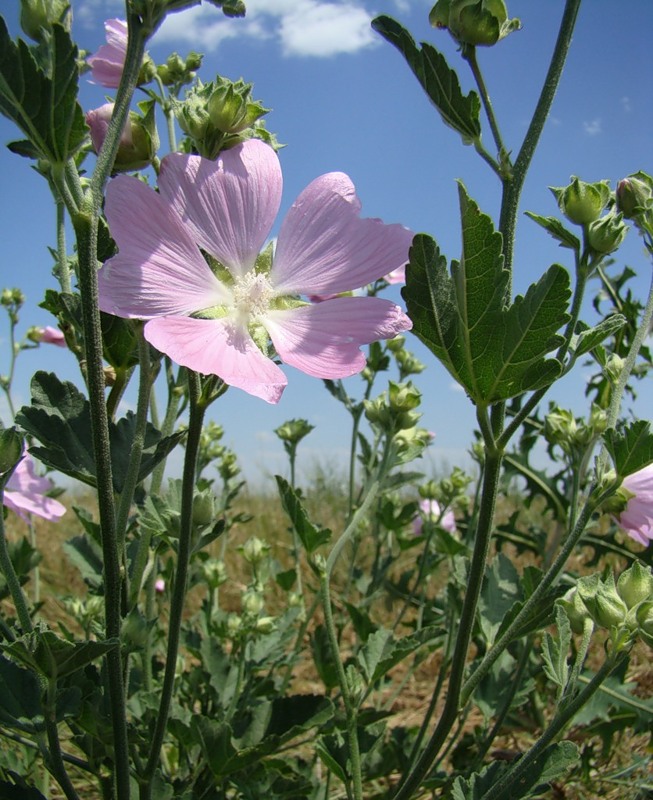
[583,118,602,136]
[621,96,632,113]
[151,0,378,57]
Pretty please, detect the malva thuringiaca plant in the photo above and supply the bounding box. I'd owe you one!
[0,1,652,799]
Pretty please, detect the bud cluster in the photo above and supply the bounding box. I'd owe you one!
[616,171,653,237]
[559,563,653,648]
[364,381,422,433]
[543,403,607,459]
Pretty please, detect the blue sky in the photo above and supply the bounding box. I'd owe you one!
[1,0,652,486]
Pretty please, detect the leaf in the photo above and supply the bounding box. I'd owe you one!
[403,187,570,404]
[16,371,185,493]
[478,553,522,645]
[62,532,104,591]
[605,420,653,478]
[569,315,627,360]
[452,741,579,800]
[358,626,441,685]
[541,605,571,699]
[1,631,119,680]
[275,475,331,553]
[372,15,481,145]
[503,452,567,522]
[0,20,86,163]
[524,212,581,251]
[0,654,44,734]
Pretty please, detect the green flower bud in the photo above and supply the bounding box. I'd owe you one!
[274,419,315,446]
[396,349,426,378]
[201,558,227,590]
[617,562,653,610]
[1,288,25,309]
[207,79,269,134]
[635,600,653,646]
[240,536,270,565]
[192,490,215,526]
[550,176,612,226]
[0,428,24,476]
[242,589,264,616]
[86,101,159,173]
[430,0,520,47]
[544,406,577,452]
[616,172,653,220]
[255,616,276,634]
[226,613,242,636]
[386,335,406,354]
[20,0,70,43]
[577,574,628,629]
[587,212,629,255]
[557,588,593,635]
[121,608,150,650]
[388,381,421,412]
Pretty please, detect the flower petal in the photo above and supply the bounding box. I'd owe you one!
[99,174,229,319]
[158,141,282,278]
[264,296,411,378]
[4,455,66,522]
[271,172,414,295]
[144,316,287,403]
[87,20,128,88]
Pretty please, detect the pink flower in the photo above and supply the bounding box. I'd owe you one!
[87,19,128,88]
[413,499,456,536]
[98,139,413,403]
[384,265,406,284]
[154,578,166,594]
[617,464,653,546]
[3,453,66,522]
[40,326,66,346]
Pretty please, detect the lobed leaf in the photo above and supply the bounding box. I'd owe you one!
[604,420,653,478]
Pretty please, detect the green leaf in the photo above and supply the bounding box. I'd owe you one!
[357,626,441,685]
[541,605,571,699]
[0,654,44,734]
[16,371,185,493]
[275,475,331,553]
[478,554,522,645]
[475,651,530,721]
[570,315,627,361]
[0,20,86,163]
[452,741,578,800]
[525,211,581,251]
[605,421,653,478]
[403,187,570,404]
[1,631,118,680]
[62,531,104,591]
[372,15,481,145]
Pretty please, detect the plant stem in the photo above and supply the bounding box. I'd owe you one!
[498,0,582,278]
[464,46,509,175]
[0,485,33,634]
[55,199,71,294]
[141,371,205,795]
[393,444,503,800]
[481,650,627,800]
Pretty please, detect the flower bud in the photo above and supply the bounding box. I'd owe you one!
[255,616,276,634]
[636,600,653,646]
[388,381,421,413]
[577,574,628,629]
[616,172,653,220]
[617,562,653,610]
[557,588,593,635]
[550,177,611,226]
[240,536,270,565]
[587,212,628,255]
[274,419,315,446]
[226,613,242,636]
[86,102,159,172]
[192,489,215,527]
[430,0,521,47]
[201,558,228,590]
[27,325,66,347]
[20,0,71,42]
[242,589,264,616]
[386,335,406,354]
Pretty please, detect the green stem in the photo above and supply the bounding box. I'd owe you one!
[320,570,363,800]
[0,485,33,634]
[498,0,582,278]
[45,679,81,800]
[150,362,185,496]
[141,371,206,794]
[393,446,504,800]
[464,45,509,175]
[55,199,71,294]
[481,651,627,800]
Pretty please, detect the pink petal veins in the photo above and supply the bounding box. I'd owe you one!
[144,316,287,403]
[158,141,282,278]
[99,174,229,319]
[264,296,412,378]
[271,172,414,296]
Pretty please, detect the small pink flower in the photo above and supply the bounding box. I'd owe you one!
[617,464,653,546]
[384,265,406,284]
[413,498,456,536]
[98,139,413,403]
[3,453,66,522]
[38,326,66,347]
[154,578,166,594]
[87,19,128,88]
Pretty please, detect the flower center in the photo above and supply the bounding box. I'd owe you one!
[231,271,274,322]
